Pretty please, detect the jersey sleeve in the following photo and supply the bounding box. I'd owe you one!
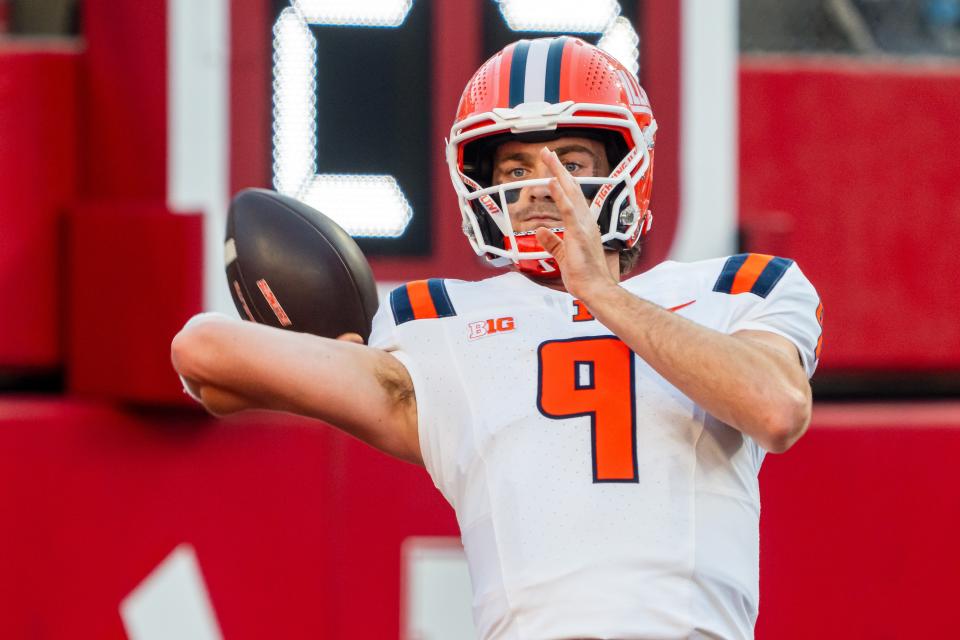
[367,291,400,351]
[367,283,463,506]
[727,261,823,378]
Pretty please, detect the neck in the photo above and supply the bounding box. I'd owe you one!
[525,274,568,292]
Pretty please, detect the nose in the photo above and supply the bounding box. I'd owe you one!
[521,161,553,202]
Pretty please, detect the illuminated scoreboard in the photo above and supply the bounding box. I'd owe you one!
[268,0,640,257]
[270,0,432,255]
[483,0,639,74]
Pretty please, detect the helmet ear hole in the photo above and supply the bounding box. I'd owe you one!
[595,182,630,251]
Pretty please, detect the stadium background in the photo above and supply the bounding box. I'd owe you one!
[1,0,958,637]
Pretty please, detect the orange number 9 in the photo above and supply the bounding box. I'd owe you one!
[537,336,637,483]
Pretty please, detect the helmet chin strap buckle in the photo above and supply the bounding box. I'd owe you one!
[505,231,563,278]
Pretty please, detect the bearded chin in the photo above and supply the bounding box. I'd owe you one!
[510,204,563,230]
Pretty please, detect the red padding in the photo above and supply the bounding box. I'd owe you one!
[66,203,203,404]
[0,399,455,639]
[740,58,960,371]
[0,46,78,369]
[79,0,167,200]
[1,398,958,636]
[759,401,960,638]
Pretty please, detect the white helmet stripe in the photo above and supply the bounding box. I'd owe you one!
[522,39,552,104]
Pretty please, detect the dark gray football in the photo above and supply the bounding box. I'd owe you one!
[225,188,379,341]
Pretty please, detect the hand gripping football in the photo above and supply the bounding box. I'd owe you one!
[224,189,379,341]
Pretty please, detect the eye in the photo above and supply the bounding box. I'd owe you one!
[563,162,582,173]
[508,167,527,179]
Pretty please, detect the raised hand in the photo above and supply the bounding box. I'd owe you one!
[533,147,619,301]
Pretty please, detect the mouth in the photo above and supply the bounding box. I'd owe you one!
[521,217,562,227]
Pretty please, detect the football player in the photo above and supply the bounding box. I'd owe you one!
[172,37,822,640]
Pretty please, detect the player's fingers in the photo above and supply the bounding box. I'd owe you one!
[540,147,583,202]
[336,332,365,344]
[535,227,563,257]
[547,177,578,226]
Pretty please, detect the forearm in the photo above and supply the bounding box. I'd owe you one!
[175,318,357,412]
[196,384,256,416]
[170,316,421,463]
[583,283,811,452]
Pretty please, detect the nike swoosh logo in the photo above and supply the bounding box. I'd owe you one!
[666,300,696,312]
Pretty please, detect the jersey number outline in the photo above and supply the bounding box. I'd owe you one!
[537,336,638,483]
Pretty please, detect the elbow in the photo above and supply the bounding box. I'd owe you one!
[170,315,227,382]
[170,329,190,376]
[170,325,203,381]
[758,387,812,454]
[197,385,249,418]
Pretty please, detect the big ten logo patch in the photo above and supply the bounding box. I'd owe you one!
[467,317,515,340]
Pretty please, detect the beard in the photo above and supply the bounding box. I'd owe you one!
[509,203,563,232]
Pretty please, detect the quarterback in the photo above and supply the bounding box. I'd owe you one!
[172,37,822,640]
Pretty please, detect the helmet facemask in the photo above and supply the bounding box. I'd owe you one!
[448,102,656,276]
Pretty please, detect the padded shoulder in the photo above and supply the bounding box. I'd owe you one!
[712,253,794,298]
[389,278,458,325]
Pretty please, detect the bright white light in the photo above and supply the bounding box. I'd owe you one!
[293,0,413,27]
[272,7,317,196]
[495,1,640,83]
[598,16,640,76]
[300,174,413,237]
[497,0,620,33]
[272,2,415,238]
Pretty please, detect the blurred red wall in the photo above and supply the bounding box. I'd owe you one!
[0,46,77,369]
[0,400,457,639]
[2,4,959,638]
[740,58,960,372]
[1,400,958,638]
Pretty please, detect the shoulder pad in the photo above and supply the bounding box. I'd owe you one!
[390,278,458,325]
[713,253,794,298]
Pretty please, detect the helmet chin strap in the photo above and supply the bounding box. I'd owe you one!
[504,229,623,279]
[504,231,564,278]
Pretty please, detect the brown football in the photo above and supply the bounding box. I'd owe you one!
[224,189,379,341]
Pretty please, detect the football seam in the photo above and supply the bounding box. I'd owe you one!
[256,193,372,330]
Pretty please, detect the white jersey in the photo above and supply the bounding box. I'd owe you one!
[369,255,822,640]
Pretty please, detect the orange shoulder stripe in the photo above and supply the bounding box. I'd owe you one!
[405,279,439,320]
[730,253,775,295]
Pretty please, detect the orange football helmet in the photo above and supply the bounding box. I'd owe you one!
[446,36,657,276]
